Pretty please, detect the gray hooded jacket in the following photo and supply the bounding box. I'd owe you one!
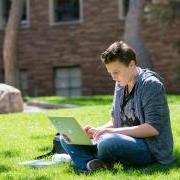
[111,67,174,164]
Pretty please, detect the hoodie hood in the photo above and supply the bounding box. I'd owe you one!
[136,67,164,87]
[116,67,163,90]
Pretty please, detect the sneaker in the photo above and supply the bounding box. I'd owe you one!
[52,153,71,163]
[86,159,110,171]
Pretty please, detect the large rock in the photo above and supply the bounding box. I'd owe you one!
[0,84,23,113]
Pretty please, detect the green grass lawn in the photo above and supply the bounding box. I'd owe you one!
[26,94,180,107]
[0,95,180,179]
[25,95,113,106]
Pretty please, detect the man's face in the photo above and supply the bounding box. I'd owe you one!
[105,60,135,86]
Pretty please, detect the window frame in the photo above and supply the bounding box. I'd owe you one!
[0,0,30,30]
[49,0,83,26]
[54,66,82,97]
[19,69,29,96]
[118,0,129,20]
[21,0,30,28]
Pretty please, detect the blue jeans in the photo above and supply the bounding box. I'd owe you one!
[60,133,156,170]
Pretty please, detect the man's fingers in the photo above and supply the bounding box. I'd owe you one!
[93,130,105,140]
[83,125,93,133]
[84,125,91,130]
[87,127,95,134]
[93,128,111,141]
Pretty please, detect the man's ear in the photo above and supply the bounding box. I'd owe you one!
[129,60,136,68]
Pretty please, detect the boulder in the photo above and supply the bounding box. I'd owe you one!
[0,84,23,113]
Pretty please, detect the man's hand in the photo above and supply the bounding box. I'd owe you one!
[83,125,94,139]
[83,123,159,141]
[93,128,114,141]
[83,120,113,139]
[83,125,114,140]
[83,125,103,139]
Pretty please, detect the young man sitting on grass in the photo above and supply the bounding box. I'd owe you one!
[59,41,174,171]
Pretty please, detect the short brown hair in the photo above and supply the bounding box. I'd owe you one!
[101,41,137,65]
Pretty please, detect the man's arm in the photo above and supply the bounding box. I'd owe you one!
[114,123,159,137]
[93,123,159,140]
[84,118,114,138]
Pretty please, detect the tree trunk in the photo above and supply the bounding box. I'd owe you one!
[3,0,24,88]
[124,0,153,69]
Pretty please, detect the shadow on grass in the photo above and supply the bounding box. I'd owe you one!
[38,146,51,152]
[31,134,53,140]
[0,150,20,158]
[27,96,113,107]
[0,165,11,173]
[67,151,180,176]
[56,96,112,106]
[31,175,50,180]
[121,159,180,175]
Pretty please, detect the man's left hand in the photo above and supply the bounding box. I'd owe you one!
[93,128,115,141]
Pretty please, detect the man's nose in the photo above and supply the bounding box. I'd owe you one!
[111,74,117,81]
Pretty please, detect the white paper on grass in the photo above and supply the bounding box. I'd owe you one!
[17,154,71,167]
[17,159,56,167]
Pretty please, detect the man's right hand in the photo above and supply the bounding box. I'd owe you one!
[83,125,98,139]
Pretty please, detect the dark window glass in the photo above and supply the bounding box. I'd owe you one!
[20,70,29,96]
[123,0,129,16]
[54,67,81,97]
[3,0,11,22]
[2,0,28,23]
[54,0,80,22]
[0,69,4,83]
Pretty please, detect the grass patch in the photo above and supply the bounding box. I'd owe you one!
[25,94,180,107]
[25,95,113,106]
[0,95,180,179]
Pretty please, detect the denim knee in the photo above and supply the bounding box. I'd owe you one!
[97,133,135,161]
[97,133,120,161]
[97,133,156,165]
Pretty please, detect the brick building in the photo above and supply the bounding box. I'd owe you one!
[0,0,179,96]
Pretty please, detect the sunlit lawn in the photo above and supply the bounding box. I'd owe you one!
[0,95,180,179]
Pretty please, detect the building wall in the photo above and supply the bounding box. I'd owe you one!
[143,19,180,93]
[0,0,179,96]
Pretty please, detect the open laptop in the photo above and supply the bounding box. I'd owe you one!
[49,116,96,146]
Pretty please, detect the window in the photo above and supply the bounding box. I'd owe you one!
[20,70,29,96]
[54,67,82,96]
[0,0,30,29]
[0,69,4,83]
[49,0,83,25]
[119,0,130,19]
